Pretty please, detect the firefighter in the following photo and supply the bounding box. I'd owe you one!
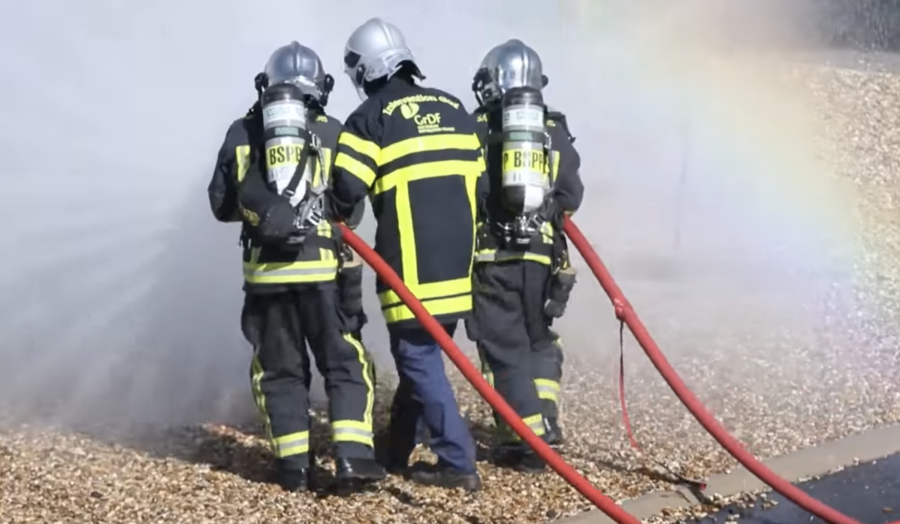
[467,39,584,473]
[207,41,385,492]
[329,18,485,492]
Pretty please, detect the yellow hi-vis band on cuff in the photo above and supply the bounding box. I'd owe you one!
[535,379,560,403]
[273,431,310,458]
[331,420,374,447]
[498,413,546,441]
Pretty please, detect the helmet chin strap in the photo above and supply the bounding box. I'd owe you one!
[354,85,368,102]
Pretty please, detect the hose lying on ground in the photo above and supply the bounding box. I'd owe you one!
[563,216,891,524]
[339,224,642,524]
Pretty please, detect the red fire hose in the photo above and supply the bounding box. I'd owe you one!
[339,225,641,524]
[562,216,885,524]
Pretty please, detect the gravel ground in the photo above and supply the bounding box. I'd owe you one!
[4,57,900,524]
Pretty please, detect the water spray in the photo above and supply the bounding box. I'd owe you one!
[672,115,690,251]
[563,216,899,524]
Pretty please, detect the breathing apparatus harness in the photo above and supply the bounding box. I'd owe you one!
[472,69,557,249]
[472,70,578,318]
[241,72,335,247]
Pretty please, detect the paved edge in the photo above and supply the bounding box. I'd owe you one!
[558,423,900,524]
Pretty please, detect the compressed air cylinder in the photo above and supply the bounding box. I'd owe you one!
[261,82,311,207]
[500,86,550,215]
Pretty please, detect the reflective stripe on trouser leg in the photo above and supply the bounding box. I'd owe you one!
[250,354,275,445]
[478,348,494,387]
[251,354,310,459]
[535,335,564,419]
[332,420,374,446]
[497,413,546,442]
[328,333,375,452]
[479,346,547,443]
[534,379,560,403]
[273,431,310,457]
[473,262,548,445]
[477,347,504,431]
[484,354,547,443]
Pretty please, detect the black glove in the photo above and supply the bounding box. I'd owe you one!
[544,265,576,319]
[338,247,367,333]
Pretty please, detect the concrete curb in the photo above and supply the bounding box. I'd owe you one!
[558,423,900,523]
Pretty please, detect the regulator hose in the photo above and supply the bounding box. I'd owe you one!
[562,216,884,524]
[339,224,641,524]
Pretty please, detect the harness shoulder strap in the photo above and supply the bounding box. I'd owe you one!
[282,128,314,199]
[547,110,576,143]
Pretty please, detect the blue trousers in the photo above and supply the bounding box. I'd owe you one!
[386,322,477,474]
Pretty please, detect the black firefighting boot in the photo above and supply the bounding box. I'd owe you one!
[494,444,547,474]
[407,461,482,492]
[334,457,386,494]
[544,417,565,447]
[275,456,316,492]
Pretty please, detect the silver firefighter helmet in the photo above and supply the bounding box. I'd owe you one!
[343,18,422,101]
[474,39,546,106]
[264,41,334,105]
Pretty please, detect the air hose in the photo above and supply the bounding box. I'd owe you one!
[339,225,642,524]
[562,216,893,524]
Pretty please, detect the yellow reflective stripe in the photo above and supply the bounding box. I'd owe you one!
[372,160,482,196]
[474,249,553,266]
[331,420,374,446]
[236,145,251,182]
[339,132,381,163]
[540,221,554,244]
[253,355,311,457]
[250,354,275,446]
[343,333,376,437]
[498,413,546,441]
[525,414,547,436]
[335,153,377,187]
[377,276,471,308]
[243,258,339,284]
[396,181,417,288]
[319,147,333,184]
[548,150,561,184]
[315,221,333,238]
[477,348,495,387]
[378,133,481,166]
[382,294,472,323]
[535,379,560,403]
[273,431,310,457]
[474,249,496,262]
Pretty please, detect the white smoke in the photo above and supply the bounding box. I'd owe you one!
[0,0,876,432]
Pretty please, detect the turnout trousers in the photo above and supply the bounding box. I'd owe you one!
[385,322,478,474]
[241,283,377,469]
[469,260,565,444]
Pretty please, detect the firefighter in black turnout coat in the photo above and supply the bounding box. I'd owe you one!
[468,39,584,473]
[329,18,485,492]
[207,42,384,492]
